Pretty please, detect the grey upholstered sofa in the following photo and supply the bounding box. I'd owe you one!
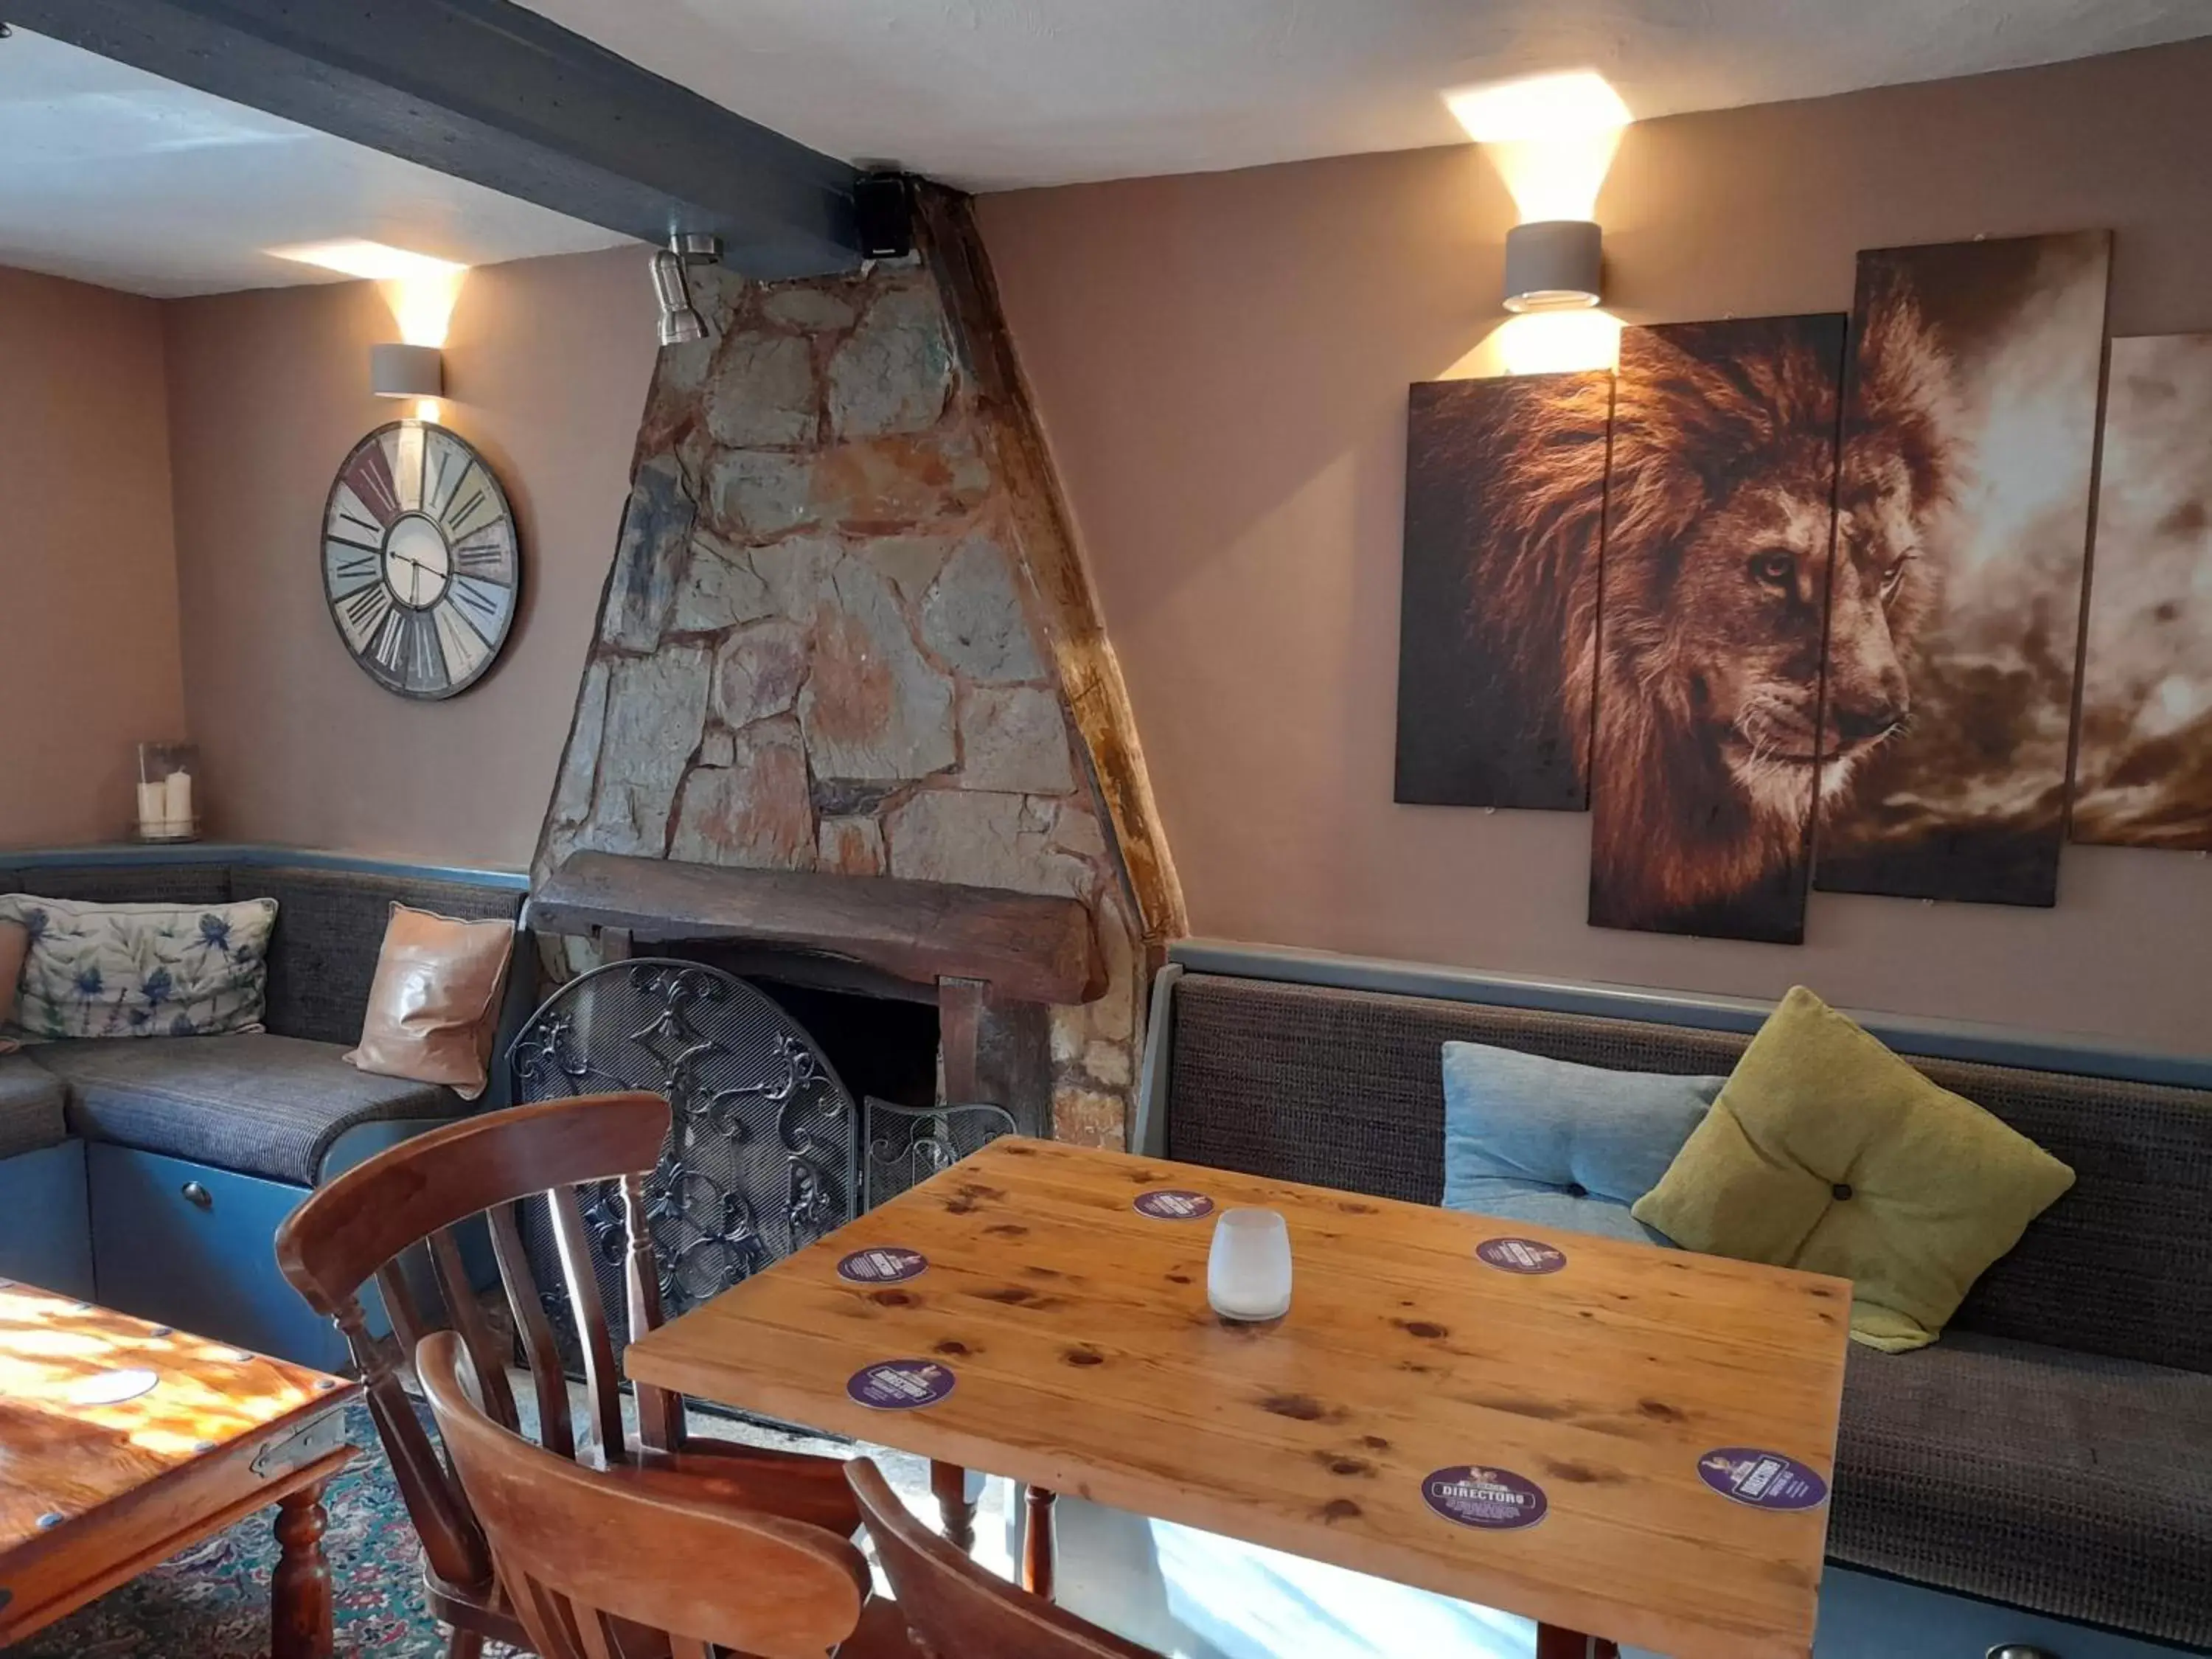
[1135,947,2212,1651]
[0,851,526,1368]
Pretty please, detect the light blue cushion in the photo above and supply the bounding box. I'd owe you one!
[1441,1040,1725,1247]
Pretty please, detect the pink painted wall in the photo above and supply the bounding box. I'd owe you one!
[978,41,2212,1054]
[164,247,658,869]
[0,267,185,849]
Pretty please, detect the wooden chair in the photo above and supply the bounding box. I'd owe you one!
[844,1459,1161,1659]
[276,1093,860,1658]
[417,1329,913,1659]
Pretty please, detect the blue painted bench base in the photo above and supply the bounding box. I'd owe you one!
[0,1140,94,1301]
[88,1143,349,1371]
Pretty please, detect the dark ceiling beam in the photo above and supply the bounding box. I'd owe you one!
[4,0,861,279]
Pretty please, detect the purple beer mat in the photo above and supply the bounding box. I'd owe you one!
[1475,1237,1568,1274]
[1697,1448,1830,1511]
[846,1360,957,1411]
[837,1246,929,1284]
[1133,1189,1216,1220]
[1422,1465,1549,1531]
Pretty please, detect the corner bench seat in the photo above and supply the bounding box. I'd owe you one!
[0,1054,67,1162]
[32,1034,463,1186]
[1152,966,2212,1648]
[1837,1332,2212,1642]
[0,852,528,1366]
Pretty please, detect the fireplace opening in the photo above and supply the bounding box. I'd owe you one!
[657,942,943,1116]
[747,978,939,1114]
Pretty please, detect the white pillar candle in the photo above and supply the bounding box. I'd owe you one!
[162,770,193,828]
[136,781,166,830]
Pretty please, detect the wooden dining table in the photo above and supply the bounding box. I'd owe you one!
[625,1138,1851,1659]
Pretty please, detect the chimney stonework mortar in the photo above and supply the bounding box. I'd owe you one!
[533,192,1178,1148]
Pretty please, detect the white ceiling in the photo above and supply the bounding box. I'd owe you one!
[513,0,2212,190]
[6,2,2211,295]
[0,29,630,297]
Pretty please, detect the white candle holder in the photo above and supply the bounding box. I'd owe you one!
[135,742,200,844]
[1207,1208,1293,1323]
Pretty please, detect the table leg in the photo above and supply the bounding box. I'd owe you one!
[271,1479,335,1659]
[1535,1627,1618,1659]
[929,1460,976,1555]
[1022,1485,1058,1601]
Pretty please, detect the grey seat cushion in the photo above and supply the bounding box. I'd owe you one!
[1833,1332,2212,1646]
[0,1054,67,1161]
[36,1034,461,1186]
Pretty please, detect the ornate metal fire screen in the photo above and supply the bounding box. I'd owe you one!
[509,959,860,1351]
[863,1097,1018,1211]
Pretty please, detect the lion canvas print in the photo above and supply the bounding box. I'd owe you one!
[1395,372,1613,810]
[2073,333,2212,849]
[1585,315,1849,944]
[1815,232,2111,905]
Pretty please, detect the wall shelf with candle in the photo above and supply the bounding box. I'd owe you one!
[134,742,200,844]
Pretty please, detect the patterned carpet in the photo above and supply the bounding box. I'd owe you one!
[14,1404,515,1659]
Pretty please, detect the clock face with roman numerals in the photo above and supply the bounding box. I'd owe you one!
[321,420,520,700]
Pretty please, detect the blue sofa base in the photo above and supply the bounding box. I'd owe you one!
[88,1143,348,1370]
[0,1140,94,1300]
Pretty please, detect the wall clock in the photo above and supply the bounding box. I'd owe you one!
[321,420,521,700]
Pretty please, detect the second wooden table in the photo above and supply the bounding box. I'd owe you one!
[626,1139,1851,1659]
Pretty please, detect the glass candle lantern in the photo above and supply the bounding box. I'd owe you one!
[1207,1208,1293,1323]
[135,742,200,843]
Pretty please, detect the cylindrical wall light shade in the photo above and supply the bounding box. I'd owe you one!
[1503,219,1603,312]
[371,341,443,398]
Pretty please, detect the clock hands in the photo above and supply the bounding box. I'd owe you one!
[384,547,448,606]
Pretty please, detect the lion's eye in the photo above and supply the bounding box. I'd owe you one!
[1880,559,1910,597]
[1749,551,1796,589]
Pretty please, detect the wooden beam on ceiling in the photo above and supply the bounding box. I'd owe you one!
[5,0,862,279]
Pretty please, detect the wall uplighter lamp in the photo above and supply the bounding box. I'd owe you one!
[1446,71,1625,314]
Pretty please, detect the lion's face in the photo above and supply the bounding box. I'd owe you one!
[1624,459,1927,822]
[1601,313,1948,831]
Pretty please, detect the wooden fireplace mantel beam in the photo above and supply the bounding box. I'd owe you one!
[528,852,1105,1008]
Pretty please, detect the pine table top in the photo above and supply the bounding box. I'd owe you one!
[625,1138,1851,1659]
[0,1279,358,1643]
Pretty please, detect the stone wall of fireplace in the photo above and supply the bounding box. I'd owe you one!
[533,198,1158,1147]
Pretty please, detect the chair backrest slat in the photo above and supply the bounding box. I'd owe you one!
[373,1246,435,1358]
[487,1200,577,1461]
[419,1332,870,1659]
[571,1605,619,1659]
[846,1459,1158,1658]
[431,1224,521,1431]
[548,1182,630,1461]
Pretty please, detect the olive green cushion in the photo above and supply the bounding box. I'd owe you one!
[1631,987,2076,1352]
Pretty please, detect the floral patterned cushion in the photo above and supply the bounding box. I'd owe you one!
[0,894,277,1042]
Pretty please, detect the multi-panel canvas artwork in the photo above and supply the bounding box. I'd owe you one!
[2073,333,2212,849]
[1393,224,2212,943]
[1814,232,2112,906]
[1587,316,1848,945]
[1395,372,1613,810]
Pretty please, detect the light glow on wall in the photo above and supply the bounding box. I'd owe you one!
[1494,309,1623,375]
[268,238,470,347]
[1482,131,1624,223]
[414,397,442,422]
[1445,71,1631,225]
[1444,71,1630,144]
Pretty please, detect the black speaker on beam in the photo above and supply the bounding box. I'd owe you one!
[855,170,915,260]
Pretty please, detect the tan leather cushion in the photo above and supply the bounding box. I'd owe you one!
[0,919,24,1053]
[344,904,515,1102]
